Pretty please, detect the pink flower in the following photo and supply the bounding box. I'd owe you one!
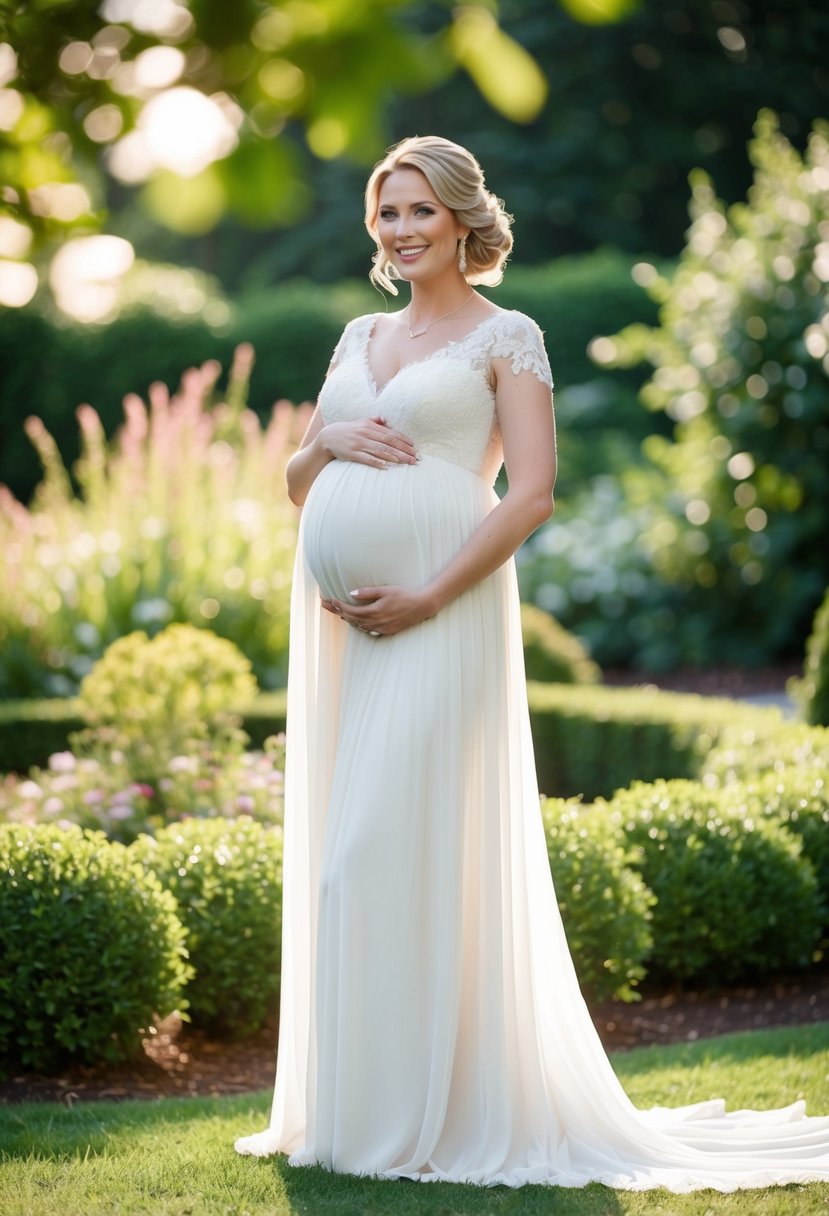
[83,789,105,805]
[48,751,76,773]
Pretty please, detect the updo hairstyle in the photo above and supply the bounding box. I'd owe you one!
[364,135,514,295]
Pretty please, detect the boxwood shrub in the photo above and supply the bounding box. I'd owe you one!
[701,719,829,784]
[792,584,829,727]
[541,798,654,1003]
[606,780,822,986]
[130,816,282,1037]
[737,769,829,928]
[0,823,191,1075]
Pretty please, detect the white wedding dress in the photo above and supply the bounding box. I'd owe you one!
[234,309,829,1190]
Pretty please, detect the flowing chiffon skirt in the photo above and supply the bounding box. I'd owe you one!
[235,454,829,1190]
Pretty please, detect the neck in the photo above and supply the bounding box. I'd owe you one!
[407,273,472,320]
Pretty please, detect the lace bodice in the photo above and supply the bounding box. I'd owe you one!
[317,310,553,486]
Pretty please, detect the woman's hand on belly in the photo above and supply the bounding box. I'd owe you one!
[321,584,438,637]
[322,417,418,468]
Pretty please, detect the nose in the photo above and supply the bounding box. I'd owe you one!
[396,214,414,238]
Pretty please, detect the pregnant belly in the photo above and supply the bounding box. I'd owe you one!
[302,455,492,604]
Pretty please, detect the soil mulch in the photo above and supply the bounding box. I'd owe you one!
[3,972,829,1107]
[601,661,801,699]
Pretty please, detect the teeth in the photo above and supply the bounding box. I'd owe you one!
[398,246,427,255]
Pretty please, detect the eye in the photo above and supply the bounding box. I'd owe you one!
[415,207,434,216]
[379,209,397,220]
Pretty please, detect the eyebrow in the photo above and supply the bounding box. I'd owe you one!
[379,200,438,209]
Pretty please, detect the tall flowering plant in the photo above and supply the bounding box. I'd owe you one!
[0,344,312,696]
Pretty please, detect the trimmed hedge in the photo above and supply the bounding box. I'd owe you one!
[606,780,822,986]
[0,697,86,774]
[0,284,356,505]
[794,584,829,726]
[130,816,282,1037]
[0,823,191,1075]
[541,798,653,1003]
[0,684,786,800]
[526,683,781,800]
[520,603,600,685]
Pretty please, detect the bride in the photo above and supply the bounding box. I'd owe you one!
[234,134,829,1189]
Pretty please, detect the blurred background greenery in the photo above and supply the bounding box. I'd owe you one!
[1,0,828,694]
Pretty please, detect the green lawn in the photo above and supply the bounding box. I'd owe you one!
[1,1024,828,1216]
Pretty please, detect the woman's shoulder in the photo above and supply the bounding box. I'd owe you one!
[339,311,382,338]
[480,307,553,387]
[481,306,546,340]
[328,312,380,368]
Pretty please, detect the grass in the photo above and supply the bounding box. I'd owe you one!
[1,1025,828,1215]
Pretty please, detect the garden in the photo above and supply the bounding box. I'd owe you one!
[2,0,829,1211]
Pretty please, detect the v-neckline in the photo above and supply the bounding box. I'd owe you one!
[362,311,502,398]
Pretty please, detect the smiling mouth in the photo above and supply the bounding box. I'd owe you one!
[397,246,429,258]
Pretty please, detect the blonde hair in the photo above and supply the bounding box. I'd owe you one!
[364,135,514,295]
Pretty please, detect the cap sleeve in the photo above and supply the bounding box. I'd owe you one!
[327,314,376,374]
[489,313,553,388]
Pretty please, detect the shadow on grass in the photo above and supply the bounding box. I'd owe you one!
[274,1155,626,1216]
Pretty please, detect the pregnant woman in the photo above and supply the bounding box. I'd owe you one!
[235,136,829,1188]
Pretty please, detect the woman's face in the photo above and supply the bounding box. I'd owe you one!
[375,167,466,285]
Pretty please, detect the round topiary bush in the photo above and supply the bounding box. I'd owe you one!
[607,780,822,985]
[521,603,600,685]
[73,623,258,782]
[130,816,282,1037]
[541,797,654,1002]
[795,584,829,727]
[738,769,829,927]
[0,823,191,1075]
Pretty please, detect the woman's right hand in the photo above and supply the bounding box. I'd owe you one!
[320,416,418,468]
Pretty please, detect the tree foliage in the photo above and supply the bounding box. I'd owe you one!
[1,0,628,277]
[2,1,827,298]
[413,0,829,264]
[106,0,829,289]
[601,111,829,664]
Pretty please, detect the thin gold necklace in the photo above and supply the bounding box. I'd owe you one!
[407,291,475,339]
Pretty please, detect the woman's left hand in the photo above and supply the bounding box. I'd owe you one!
[321,586,436,637]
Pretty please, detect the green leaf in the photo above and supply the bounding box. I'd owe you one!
[447,7,547,125]
[558,0,641,24]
